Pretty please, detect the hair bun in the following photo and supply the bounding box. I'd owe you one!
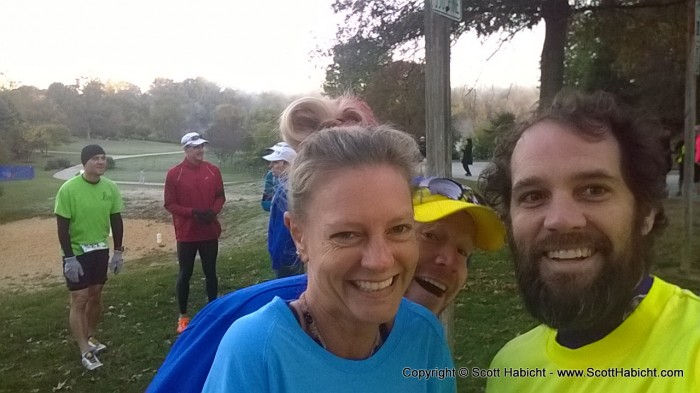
[279,95,378,149]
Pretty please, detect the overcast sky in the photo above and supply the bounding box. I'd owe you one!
[0,0,544,94]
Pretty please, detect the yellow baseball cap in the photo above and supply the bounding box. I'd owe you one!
[412,178,506,251]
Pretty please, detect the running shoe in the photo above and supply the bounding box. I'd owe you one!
[81,351,103,370]
[88,337,107,354]
[177,316,190,334]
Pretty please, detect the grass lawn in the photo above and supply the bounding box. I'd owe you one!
[60,138,182,155]
[1,197,699,392]
[0,140,267,224]
[106,155,265,183]
[0,165,65,223]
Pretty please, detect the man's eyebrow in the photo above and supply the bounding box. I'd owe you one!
[512,170,618,193]
[512,177,542,194]
[570,169,618,183]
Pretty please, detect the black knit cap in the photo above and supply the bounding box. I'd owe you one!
[81,144,106,165]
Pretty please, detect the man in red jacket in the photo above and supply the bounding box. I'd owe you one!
[164,132,226,333]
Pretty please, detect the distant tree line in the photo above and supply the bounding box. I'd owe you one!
[0,77,293,166]
[1,72,538,167]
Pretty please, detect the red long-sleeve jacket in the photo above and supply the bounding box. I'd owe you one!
[164,159,226,242]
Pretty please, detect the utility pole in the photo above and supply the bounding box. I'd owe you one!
[425,0,461,350]
[424,0,453,177]
[681,0,698,273]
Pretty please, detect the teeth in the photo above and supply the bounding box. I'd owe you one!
[417,276,447,292]
[354,276,394,292]
[546,248,592,259]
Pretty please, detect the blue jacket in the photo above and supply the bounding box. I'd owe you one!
[147,275,308,393]
[267,185,299,270]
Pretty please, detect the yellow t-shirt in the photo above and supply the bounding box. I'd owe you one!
[486,277,700,393]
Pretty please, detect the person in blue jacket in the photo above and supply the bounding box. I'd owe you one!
[260,142,293,212]
[267,96,379,278]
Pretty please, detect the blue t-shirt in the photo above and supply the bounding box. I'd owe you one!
[202,297,456,393]
[147,275,308,393]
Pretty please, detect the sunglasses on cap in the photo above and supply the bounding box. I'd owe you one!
[416,177,485,206]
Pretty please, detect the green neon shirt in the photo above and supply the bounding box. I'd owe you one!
[486,277,700,392]
[54,175,123,256]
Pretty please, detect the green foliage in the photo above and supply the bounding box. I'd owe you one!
[0,94,25,162]
[245,107,285,153]
[323,36,393,95]
[363,61,426,138]
[2,78,298,168]
[328,0,547,105]
[0,95,21,134]
[22,123,72,157]
[473,112,516,160]
[564,1,687,127]
[328,0,685,111]
[207,104,247,164]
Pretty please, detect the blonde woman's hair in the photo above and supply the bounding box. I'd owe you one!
[279,95,378,149]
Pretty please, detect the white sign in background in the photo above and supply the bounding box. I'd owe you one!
[432,0,462,22]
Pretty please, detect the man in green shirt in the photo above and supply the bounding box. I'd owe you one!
[54,144,125,371]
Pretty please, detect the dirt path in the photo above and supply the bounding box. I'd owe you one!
[1,173,265,291]
[0,216,177,291]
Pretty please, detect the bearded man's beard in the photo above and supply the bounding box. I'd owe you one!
[510,225,648,331]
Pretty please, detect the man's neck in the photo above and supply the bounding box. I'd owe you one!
[555,275,654,349]
[82,173,100,183]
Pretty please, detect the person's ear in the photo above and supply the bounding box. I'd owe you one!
[641,208,657,236]
[284,212,307,263]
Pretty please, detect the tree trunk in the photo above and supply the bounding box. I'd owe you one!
[539,0,571,111]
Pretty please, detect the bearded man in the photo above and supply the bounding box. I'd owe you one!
[480,91,700,392]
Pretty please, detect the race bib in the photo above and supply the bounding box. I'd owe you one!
[80,242,109,253]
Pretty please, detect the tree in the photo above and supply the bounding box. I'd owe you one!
[565,0,686,127]
[329,0,685,110]
[323,36,393,95]
[363,61,426,138]
[472,112,516,160]
[0,95,22,163]
[105,82,151,139]
[22,123,71,156]
[148,78,189,141]
[207,104,247,165]
[81,79,112,139]
[245,107,285,154]
[46,82,86,137]
[182,77,222,132]
[4,86,57,125]
[451,85,537,139]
